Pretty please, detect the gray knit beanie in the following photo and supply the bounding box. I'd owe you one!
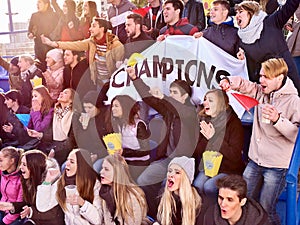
[169,156,195,184]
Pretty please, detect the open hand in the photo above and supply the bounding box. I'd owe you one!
[200,121,215,140]
[2,123,13,133]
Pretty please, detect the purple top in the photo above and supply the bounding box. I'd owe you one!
[28,108,54,132]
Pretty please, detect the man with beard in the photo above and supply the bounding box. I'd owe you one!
[124,13,155,59]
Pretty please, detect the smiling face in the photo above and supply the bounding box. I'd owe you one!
[45,55,55,67]
[64,50,76,65]
[218,188,244,224]
[65,151,77,177]
[20,156,30,179]
[57,89,73,104]
[100,159,114,185]
[62,2,68,14]
[210,3,228,24]
[9,64,19,75]
[32,90,43,105]
[0,152,15,173]
[83,1,89,16]
[167,164,183,195]
[4,98,15,109]
[259,68,283,94]
[111,99,123,118]
[163,3,180,25]
[235,8,251,28]
[203,92,219,117]
[18,57,31,72]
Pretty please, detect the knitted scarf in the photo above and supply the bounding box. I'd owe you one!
[238,11,267,44]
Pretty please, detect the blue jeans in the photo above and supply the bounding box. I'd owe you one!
[243,160,287,225]
[193,171,227,198]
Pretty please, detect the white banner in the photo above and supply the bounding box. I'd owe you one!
[107,35,249,118]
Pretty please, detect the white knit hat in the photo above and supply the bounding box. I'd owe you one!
[169,156,195,184]
[46,49,63,63]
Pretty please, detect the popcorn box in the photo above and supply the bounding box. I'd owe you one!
[203,151,223,177]
[30,76,43,88]
[103,133,122,155]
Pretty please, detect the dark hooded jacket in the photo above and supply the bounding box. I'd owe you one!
[202,17,239,57]
[203,198,270,225]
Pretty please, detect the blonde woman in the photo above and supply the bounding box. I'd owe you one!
[99,154,149,225]
[154,156,202,225]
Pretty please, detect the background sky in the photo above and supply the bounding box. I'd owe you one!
[0,0,64,43]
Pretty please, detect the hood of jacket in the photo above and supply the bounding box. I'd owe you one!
[208,16,235,27]
[270,77,298,100]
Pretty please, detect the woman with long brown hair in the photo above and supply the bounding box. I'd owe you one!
[36,148,101,225]
[0,150,65,225]
[21,85,54,150]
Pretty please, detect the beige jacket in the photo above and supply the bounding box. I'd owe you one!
[229,76,300,168]
[99,191,147,225]
[0,57,22,90]
[57,32,124,84]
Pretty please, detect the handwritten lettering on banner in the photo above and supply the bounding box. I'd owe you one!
[107,36,249,117]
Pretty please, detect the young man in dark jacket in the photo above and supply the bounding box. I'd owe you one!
[204,175,270,225]
[194,0,239,57]
[127,66,199,218]
[157,0,199,41]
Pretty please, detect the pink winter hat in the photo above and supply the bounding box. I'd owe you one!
[46,49,63,63]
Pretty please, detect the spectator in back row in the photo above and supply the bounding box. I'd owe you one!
[235,0,300,95]
[78,1,98,39]
[194,0,240,57]
[28,0,58,72]
[220,58,300,225]
[50,0,83,41]
[143,0,166,40]
[182,0,206,31]
[124,13,155,59]
[107,0,137,44]
[41,17,124,88]
[157,0,199,41]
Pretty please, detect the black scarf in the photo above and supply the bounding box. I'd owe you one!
[99,185,119,225]
[171,193,182,225]
[64,174,76,186]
